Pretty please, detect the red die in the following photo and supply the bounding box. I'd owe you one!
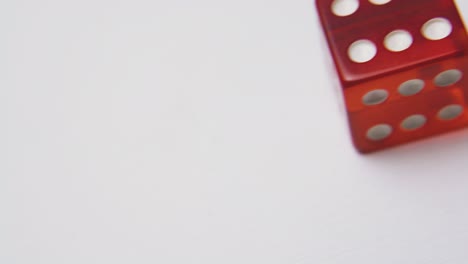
[316,0,468,153]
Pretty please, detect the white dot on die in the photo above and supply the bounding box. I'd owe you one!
[398,79,425,96]
[422,17,453,40]
[434,69,463,87]
[369,0,392,5]
[362,89,389,105]
[348,39,377,63]
[331,0,359,17]
[367,124,393,141]
[438,105,464,120]
[384,30,413,52]
[401,115,427,131]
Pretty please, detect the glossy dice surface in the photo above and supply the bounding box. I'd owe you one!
[316,0,468,153]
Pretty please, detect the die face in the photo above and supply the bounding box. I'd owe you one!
[350,85,468,153]
[347,56,468,153]
[316,0,468,84]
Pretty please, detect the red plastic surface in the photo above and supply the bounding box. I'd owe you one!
[316,0,468,153]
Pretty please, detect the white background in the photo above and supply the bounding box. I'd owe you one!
[1,0,468,263]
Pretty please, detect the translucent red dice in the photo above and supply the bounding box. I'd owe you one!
[316,0,468,153]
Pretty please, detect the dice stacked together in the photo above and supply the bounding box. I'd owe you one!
[316,0,468,153]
